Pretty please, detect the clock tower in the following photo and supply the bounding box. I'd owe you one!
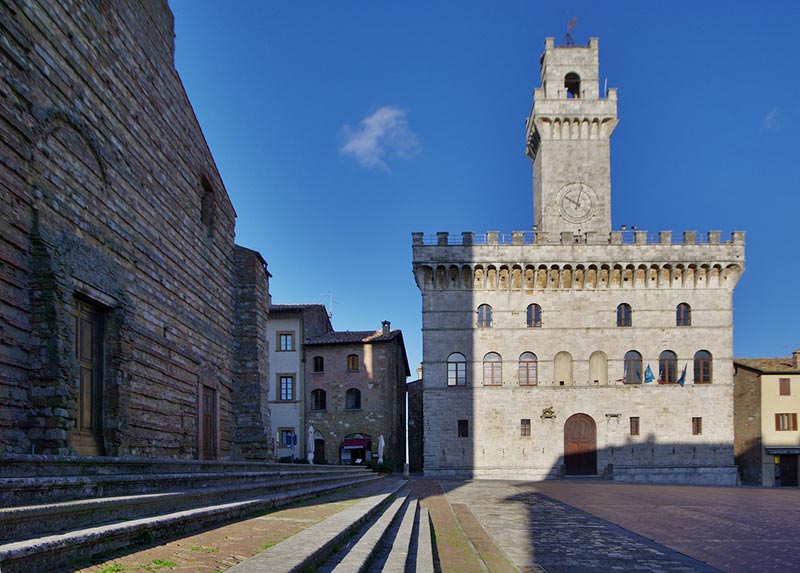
[526,37,618,235]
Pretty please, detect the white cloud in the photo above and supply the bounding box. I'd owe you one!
[761,108,781,132]
[340,106,420,172]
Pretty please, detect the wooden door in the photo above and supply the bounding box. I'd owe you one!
[72,299,104,456]
[779,455,798,487]
[201,386,217,460]
[314,438,325,462]
[564,413,597,475]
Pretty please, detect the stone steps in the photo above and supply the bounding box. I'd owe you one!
[0,454,381,573]
[0,471,374,543]
[229,479,435,573]
[0,467,367,506]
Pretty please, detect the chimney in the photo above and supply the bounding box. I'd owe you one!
[381,320,391,336]
[794,349,800,370]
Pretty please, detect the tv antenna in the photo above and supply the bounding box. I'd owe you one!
[562,17,577,47]
[321,292,336,319]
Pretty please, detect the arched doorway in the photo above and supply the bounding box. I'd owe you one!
[564,414,597,475]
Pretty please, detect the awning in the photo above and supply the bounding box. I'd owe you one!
[341,438,370,450]
[765,447,800,455]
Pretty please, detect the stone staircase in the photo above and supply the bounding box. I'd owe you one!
[228,478,434,573]
[0,453,382,573]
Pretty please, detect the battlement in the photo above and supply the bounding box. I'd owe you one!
[412,230,745,247]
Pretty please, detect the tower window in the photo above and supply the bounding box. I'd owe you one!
[693,350,713,384]
[477,304,492,327]
[345,388,361,410]
[624,351,642,384]
[312,356,324,373]
[482,352,502,386]
[565,72,581,98]
[526,304,542,327]
[346,354,359,371]
[676,303,692,326]
[616,304,632,327]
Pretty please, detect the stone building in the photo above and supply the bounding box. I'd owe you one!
[412,37,745,484]
[267,304,332,460]
[305,322,410,465]
[0,0,272,459]
[406,366,424,473]
[734,353,800,486]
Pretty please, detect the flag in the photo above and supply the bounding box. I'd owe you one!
[644,365,654,383]
[677,362,688,386]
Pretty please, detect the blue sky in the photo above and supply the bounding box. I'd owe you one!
[170,1,800,374]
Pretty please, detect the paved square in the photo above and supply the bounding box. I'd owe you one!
[434,479,800,573]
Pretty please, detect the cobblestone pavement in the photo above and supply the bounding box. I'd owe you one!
[531,480,800,573]
[439,480,721,573]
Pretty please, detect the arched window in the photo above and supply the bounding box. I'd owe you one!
[310,389,326,410]
[526,304,542,327]
[477,304,493,328]
[346,354,359,371]
[565,72,581,98]
[554,351,573,385]
[519,352,538,385]
[617,303,632,327]
[659,350,678,384]
[483,352,502,385]
[345,388,361,410]
[447,352,467,387]
[312,356,324,373]
[694,350,712,384]
[676,303,692,327]
[624,351,642,384]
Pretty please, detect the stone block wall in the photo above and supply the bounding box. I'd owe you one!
[0,0,270,458]
[733,365,762,484]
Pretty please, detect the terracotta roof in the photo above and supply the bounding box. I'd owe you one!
[734,357,800,374]
[306,330,400,345]
[269,304,327,313]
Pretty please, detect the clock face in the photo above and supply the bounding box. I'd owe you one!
[557,182,596,224]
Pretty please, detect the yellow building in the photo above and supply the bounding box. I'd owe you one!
[734,353,800,486]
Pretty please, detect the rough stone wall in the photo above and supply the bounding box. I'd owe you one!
[305,339,406,464]
[0,0,269,458]
[733,365,762,484]
[407,378,424,472]
[232,247,272,460]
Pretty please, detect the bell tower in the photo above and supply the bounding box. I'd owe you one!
[525,37,618,235]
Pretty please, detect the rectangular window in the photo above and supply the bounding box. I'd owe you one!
[457,419,469,438]
[779,378,791,396]
[448,361,466,386]
[692,417,702,435]
[279,428,295,447]
[347,354,359,371]
[279,375,295,401]
[775,413,798,431]
[277,332,295,352]
[630,416,640,436]
[520,419,531,437]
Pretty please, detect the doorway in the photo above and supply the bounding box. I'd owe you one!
[564,413,597,475]
[71,298,104,456]
[776,454,798,487]
[200,386,217,460]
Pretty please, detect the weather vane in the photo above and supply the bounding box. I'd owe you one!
[562,17,577,47]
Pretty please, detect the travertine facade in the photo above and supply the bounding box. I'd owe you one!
[412,37,745,484]
[0,0,272,459]
[305,323,410,465]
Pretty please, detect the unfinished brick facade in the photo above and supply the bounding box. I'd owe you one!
[0,0,272,459]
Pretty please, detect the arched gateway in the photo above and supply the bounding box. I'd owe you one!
[564,414,597,475]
